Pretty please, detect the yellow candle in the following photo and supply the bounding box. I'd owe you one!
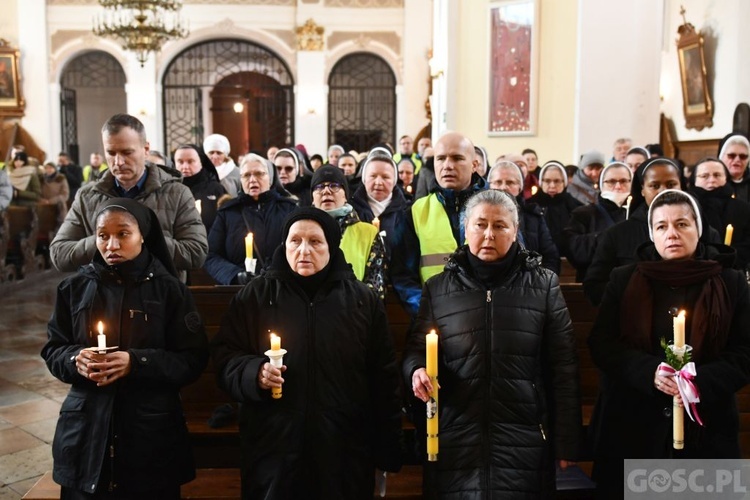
[96,321,106,351]
[245,233,254,259]
[270,333,282,399]
[725,224,734,246]
[406,185,413,194]
[531,185,538,196]
[372,217,380,230]
[426,329,439,461]
[673,310,686,449]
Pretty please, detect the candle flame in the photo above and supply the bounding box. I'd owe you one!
[97,321,104,335]
[270,332,279,342]
[679,310,686,319]
[531,186,538,196]
[429,329,436,335]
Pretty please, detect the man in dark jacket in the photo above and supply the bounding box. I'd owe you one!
[58,151,83,203]
[50,114,208,282]
[391,132,487,317]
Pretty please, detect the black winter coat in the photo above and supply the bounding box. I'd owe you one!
[402,246,582,499]
[587,243,750,496]
[691,185,750,269]
[211,247,403,499]
[729,167,750,203]
[283,175,312,206]
[204,191,298,285]
[561,196,625,282]
[41,253,208,494]
[527,190,582,252]
[183,168,226,232]
[518,198,560,275]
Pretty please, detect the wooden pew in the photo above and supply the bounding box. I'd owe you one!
[0,209,17,282]
[6,205,44,278]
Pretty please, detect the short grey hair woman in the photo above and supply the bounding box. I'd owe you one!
[403,189,582,498]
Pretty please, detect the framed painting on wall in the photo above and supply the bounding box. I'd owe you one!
[676,19,712,130]
[0,40,24,118]
[488,0,538,136]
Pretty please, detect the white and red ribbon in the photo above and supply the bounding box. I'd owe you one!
[657,361,704,426]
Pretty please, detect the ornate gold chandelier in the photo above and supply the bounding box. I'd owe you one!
[93,0,189,66]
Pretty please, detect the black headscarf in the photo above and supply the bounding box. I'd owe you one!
[94,198,177,277]
[174,144,220,183]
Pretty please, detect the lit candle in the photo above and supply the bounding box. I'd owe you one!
[97,321,107,353]
[625,195,633,219]
[372,217,380,231]
[426,329,439,461]
[245,233,254,260]
[406,185,413,194]
[673,310,686,449]
[195,199,202,214]
[531,185,538,196]
[270,333,282,399]
[725,224,734,246]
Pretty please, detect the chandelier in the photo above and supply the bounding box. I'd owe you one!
[93,0,189,66]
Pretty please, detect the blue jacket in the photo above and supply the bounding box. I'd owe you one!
[204,191,297,285]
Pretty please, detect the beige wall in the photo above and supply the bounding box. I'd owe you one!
[455,0,578,165]
[0,0,19,47]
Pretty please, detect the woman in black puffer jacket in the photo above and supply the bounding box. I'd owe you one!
[403,190,582,499]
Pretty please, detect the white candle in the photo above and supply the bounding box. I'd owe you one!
[97,321,106,352]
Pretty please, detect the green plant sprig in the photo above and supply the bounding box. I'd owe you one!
[660,337,692,370]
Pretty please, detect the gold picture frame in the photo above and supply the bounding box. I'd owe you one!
[676,20,712,131]
[0,39,25,118]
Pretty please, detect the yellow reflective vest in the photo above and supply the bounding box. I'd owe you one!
[411,193,457,283]
[340,221,378,281]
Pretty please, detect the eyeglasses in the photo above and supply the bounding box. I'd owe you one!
[241,171,268,180]
[312,182,343,193]
[726,153,749,161]
[603,178,632,187]
[276,165,296,173]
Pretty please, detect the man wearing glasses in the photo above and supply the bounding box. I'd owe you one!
[561,162,633,282]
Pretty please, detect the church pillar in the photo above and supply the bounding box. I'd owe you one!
[294,48,328,157]
[431,0,460,139]
[402,0,432,138]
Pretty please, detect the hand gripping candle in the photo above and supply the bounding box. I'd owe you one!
[673,310,686,449]
[264,333,287,400]
[426,329,439,461]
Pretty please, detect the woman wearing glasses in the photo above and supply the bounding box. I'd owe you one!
[527,160,582,254]
[561,162,633,282]
[204,154,297,285]
[311,165,386,299]
[719,134,750,202]
[275,148,312,206]
[691,157,750,271]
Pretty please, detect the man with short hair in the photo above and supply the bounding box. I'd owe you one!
[82,153,108,184]
[611,137,632,163]
[567,151,604,205]
[416,137,432,159]
[393,135,423,175]
[50,113,208,280]
[391,132,487,317]
[58,151,83,203]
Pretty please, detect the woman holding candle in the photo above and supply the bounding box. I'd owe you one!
[311,165,387,299]
[42,197,209,499]
[204,153,297,285]
[403,189,582,498]
[211,207,403,499]
[588,189,750,498]
[690,156,750,271]
[350,151,411,265]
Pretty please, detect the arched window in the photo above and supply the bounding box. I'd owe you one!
[162,39,294,156]
[60,51,126,164]
[328,53,396,152]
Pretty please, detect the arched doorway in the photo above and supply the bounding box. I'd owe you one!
[162,39,294,157]
[60,51,126,164]
[328,53,396,152]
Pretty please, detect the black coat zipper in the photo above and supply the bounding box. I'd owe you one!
[483,288,492,496]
